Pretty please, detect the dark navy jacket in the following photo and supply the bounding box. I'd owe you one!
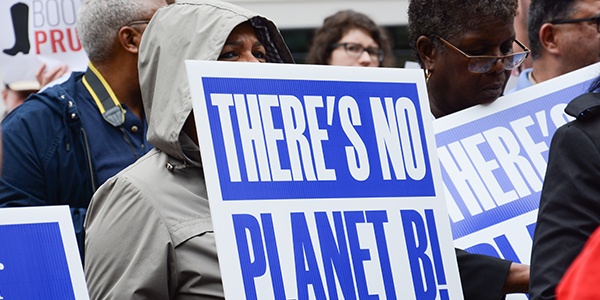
[0,71,150,256]
[530,92,600,300]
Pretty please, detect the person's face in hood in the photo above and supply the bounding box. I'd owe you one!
[218,22,267,62]
[184,21,269,146]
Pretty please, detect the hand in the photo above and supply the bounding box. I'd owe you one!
[35,63,68,87]
[503,262,530,294]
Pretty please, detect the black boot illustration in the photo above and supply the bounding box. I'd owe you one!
[3,2,30,56]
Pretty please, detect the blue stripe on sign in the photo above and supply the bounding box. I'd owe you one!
[202,77,436,200]
[0,222,75,299]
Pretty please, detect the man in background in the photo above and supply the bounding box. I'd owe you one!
[509,0,600,93]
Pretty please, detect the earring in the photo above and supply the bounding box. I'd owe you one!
[425,69,432,83]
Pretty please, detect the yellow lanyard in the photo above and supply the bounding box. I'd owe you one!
[82,62,125,127]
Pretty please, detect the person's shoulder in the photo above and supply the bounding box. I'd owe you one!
[554,92,600,145]
[107,150,211,229]
[37,71,84,102]
[565,92,600,121]
[91,149,165,202]
[86,150,170,232]
[1,96,55,131]
[19,72,81,107]
[3,72,85,122]
[2,89,64,128]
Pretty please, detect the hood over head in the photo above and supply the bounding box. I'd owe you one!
[139,0,294,164]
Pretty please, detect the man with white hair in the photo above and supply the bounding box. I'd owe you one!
[0,0,168,257]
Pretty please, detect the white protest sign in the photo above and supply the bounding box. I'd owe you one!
[187,61,463,299]
[434,62,600,300]
[0,205,89,300]
[0,0,87,84]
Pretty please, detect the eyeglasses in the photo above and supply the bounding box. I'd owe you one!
[125,20,151,27]
[331,42,385,63]
[434,35,530,73]
[550,16,600,33]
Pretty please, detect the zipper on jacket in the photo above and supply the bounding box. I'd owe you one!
[80,128,97,192]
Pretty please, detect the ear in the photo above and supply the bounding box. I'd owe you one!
[117,26,143,55]
[416,35,437,70]
[539,23,560,55]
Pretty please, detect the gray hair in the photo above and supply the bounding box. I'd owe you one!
[77,0,158,63]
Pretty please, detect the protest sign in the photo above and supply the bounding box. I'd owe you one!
[186,61,463,299]
[434,62,600,299]
[0,0,87,85]
[0,205,89,300]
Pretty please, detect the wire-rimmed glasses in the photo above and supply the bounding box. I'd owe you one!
[434,35,530,73]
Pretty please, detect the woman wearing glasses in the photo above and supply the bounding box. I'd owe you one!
[409,0,530,119]
[408,0,530,299]
[305,10,395,67]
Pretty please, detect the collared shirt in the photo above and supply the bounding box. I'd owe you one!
[74,77,150,185]
[506,68,535,95]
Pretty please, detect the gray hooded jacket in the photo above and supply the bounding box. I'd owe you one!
[84,1,293,299]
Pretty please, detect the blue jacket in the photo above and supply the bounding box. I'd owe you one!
[1,71,94,239]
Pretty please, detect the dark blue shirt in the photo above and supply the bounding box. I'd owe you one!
[74,78,149,185]
[0,71,151,255]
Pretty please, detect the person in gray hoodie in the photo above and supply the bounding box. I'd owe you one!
[83,1,294,298]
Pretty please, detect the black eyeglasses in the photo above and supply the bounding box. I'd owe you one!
[331,42,385,63]
[550,16,600,33]
[125,20,151,27]
[433,35,530,73]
